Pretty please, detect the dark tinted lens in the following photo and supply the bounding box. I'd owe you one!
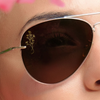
[21,19,93,84]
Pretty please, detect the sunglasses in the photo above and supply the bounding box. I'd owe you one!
[1,12,100,84]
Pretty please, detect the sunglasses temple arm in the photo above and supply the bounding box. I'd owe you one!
[63,12,100,19]
[0,46,26,54]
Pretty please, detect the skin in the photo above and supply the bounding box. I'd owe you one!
[0,0,100,99]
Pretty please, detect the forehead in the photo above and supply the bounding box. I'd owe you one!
[27,0,99,13]
[0,0,99,41]
[10,0,99,23]
[7,0,99,15]
[1,0,100,22]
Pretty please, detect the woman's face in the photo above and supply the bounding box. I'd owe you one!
[0,0,100,99]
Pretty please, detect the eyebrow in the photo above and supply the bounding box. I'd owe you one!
[20,12,71,34]
[26,12,71,23]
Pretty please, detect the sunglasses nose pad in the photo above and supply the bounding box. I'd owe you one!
[93,22,100,32]
[21,19,93,84]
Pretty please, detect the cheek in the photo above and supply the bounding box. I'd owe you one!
[0,51,26,97]
[0,50,25,84]
[20,73,57,97]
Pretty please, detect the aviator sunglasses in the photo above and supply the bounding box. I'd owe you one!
[1,12,100,84]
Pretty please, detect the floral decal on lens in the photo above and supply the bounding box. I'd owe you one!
[0,0,65,12]
[25,31,35,54]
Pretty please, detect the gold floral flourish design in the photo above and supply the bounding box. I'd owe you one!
[25,31,35,54]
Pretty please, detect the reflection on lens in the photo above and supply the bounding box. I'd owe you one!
[21,19,93,84]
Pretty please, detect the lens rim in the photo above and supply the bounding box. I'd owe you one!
[21,18,93,84]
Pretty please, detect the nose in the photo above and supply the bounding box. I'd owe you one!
[83,25,100,91]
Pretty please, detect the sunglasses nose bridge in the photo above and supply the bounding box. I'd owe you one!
[93,22,100,32]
